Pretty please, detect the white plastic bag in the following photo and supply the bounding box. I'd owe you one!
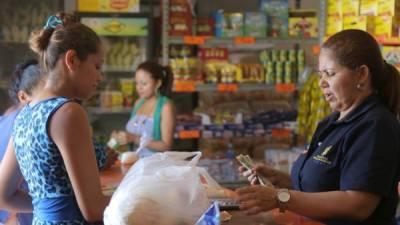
[104,151,213,225]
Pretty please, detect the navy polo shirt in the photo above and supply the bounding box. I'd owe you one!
[291,95,400,225]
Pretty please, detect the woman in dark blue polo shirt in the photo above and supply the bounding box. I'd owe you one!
[236,29,400,225]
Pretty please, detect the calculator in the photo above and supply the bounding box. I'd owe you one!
[212,198,240,210]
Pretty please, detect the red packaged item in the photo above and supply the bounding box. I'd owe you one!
[170,0,192,17]
[196,19,215,36]
[169,16,193,36]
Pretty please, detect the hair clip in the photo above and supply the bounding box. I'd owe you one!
[44,15,63,29]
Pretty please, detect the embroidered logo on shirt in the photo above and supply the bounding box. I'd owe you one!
[313,146,332,164]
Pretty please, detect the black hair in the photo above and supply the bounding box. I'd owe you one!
[8,59,42,104]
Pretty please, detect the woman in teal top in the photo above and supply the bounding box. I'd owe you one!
[111,61,176,157]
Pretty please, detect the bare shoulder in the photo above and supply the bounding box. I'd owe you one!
[50,101,89,131]
[162,101,176,114]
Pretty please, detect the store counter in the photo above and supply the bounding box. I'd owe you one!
[100,162,323,225]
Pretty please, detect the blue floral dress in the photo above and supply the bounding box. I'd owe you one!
[12,97,104,225]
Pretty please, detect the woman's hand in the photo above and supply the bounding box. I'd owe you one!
[111,131,139,145]
[236,185,279,215]
[239,164,292,189]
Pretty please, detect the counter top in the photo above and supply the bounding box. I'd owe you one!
[100,162,323,225]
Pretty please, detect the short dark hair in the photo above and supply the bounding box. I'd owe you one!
[8,59,42,104]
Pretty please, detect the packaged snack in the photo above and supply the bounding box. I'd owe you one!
[196,18,215,36]
[244,12,267,37]
[288,10,318,38]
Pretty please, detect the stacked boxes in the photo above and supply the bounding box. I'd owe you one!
[326,0,400,39]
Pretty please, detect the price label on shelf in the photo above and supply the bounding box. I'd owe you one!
[174,82,196,92]
[217,83,238,92]
[234,37,256,45]
[312,45,320,55]
[179,130,200,139]
[271,128,291,138]
[275,83,296,93]
[183,36,207,45]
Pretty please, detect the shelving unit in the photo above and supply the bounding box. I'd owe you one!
[173,82,301,92]
[168,36,319,46]
[74,3,157,137]
[158,0,324,156]
[0,0,63,94]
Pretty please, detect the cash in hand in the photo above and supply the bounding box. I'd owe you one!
[236,154,274,187]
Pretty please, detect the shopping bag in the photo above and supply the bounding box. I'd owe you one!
[104,151,212,225]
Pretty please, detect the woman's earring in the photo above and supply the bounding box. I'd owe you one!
[356,84,362,91]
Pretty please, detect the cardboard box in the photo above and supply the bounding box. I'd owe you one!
[343,16,367,30]
[342,0,360,17]
[169,16,193,36]
[244,12,267,37]
[360,0,378,16]
[377,0,400,16]
[374,15,400,38]
[196,19,214,36]
[327,0,342,17]
[288,10,318,38]
[213,10,244,37]
[326,16,343,36]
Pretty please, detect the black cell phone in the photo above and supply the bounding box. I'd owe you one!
[212,198,240,211]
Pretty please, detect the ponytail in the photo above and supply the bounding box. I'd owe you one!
[159,66,174,97]
[29,12,100,73]
[379,62,400,117]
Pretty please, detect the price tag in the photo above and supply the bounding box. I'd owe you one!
[217,83,238,92]
[271,128,291,138]
[235,36,256,45]
[378,37,400,45]
[174,82,196,92]
[179,130,200,139]
[275,83,296,93]
[183,36,207,45]
[312,45,320,55]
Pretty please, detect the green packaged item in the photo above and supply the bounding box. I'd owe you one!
[279,49,288,61]
[289,49,297,61]
[259,50,271,63]
[223,12,244,37]
[260,0,289,37]
[275,61,283,84]
[265,61,275,84]
[271,49,279,62]
[284,61,293,83]
[244,12,267,37]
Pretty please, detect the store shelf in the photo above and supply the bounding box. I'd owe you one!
[377,37,400,46]
[196,83,275,92]
[173,82,300,93]
[86,107,132,114]
[168,36,319,48]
